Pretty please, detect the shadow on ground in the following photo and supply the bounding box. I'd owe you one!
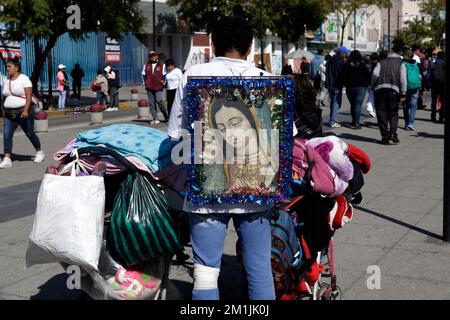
[355,205,442,241]
[338,133,379,144]
[415,132,444,139]
[30,273,83,300]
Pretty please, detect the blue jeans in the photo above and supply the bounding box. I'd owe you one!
[328,88,342,125]
[58,90,66,110]
[346,87,367,125]
[3,107,41,154]
[96,91,108,105]
[189,211,275,300]
[403,88,419,128]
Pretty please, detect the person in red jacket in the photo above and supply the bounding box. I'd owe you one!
[142,51,168,124]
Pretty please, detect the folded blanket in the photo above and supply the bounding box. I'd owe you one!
[306,136,354,182]
[76,124,177,173]
[292,138,348,196]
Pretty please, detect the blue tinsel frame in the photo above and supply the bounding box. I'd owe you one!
[184,77,295,206]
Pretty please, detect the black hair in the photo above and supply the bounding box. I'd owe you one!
[294,74,317,109]
[348,50,362,66]
[210,96,259,156]
[210,16,253,57]
[6,56,21,72]
[369,52,379,62]
[97,69,103,75]
[437,51,445,61]
[379,50,388,60]
[165,59,175,67]
[317,49,324,55]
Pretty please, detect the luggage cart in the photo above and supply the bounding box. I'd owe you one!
[60,146,178,300]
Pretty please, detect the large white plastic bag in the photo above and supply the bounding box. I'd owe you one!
[26,170,105,271]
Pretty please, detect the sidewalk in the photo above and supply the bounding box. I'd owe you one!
[0,86,149,124]
[0,91,449,300]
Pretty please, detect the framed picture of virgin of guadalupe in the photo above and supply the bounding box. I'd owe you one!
[184,77,295,206]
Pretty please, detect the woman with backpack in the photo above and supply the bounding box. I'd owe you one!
[402,50,422,131]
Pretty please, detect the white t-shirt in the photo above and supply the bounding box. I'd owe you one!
[2,74,33,109]
[165,68,183,90]
[168,57,279,214]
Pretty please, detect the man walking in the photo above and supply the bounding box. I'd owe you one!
[142,51,168,124]
[325,46,347,128]
[311,49,324,92]
[371,46,407,145]
[430,51,446,123]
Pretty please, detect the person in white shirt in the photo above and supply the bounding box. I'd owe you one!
[167,15,275,300]
[0,57,44,168]
[104,64,120,111]
[164,59,183,117]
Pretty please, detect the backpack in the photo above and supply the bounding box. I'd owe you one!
[91,80,102,92]
[271,208,303,299]
[108,69,121,88]
[404,62,421,90]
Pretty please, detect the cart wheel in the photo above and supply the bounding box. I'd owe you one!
[317,282,331,300]
[328,286,342,300]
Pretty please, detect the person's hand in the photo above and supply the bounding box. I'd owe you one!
[21,110,29,119]
[400,97,406,104]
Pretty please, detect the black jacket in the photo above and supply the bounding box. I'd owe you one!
[325,55,345,90]
[344,60,371,88]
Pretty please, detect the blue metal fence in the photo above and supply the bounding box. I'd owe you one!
[0,32,147,93]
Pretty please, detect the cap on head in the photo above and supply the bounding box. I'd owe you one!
[148,51,157,57]
[336,46,350,55]
[58,64,66,69]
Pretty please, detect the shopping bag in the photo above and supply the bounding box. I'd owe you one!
[26,157,105,271]
[108,172,181,267]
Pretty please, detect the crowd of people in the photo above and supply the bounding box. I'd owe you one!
[287,43,446,145]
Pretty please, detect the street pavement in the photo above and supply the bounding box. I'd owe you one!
[0,88,449,300]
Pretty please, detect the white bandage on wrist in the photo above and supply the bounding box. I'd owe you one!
[193,264,220,290]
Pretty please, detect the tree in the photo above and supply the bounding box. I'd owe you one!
[395,18,430,49]
[327,0,391,46]
[167,0,328,54]
[0,0,145,94]
[419,0,446,47]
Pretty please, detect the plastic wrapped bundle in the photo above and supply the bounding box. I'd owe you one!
[62,241,168,300]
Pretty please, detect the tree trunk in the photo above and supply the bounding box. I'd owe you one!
[30,36,58,95]
[340,23,346,46]
[47,50,53,103]
[31,39,45,95]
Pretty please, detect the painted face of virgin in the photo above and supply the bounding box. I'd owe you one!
[215,105,257,151]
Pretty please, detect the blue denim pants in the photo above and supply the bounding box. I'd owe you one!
[328,88,342,125]
[346,87,367,126]
[189,211,275,300]
[3,107,41,154]
[403,88,419,128]
[58,90,66,110]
